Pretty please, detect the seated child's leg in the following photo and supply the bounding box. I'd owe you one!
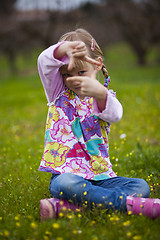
[40,173,160,220]
[49,173,127,211]
[95,176,150,198]
[40,198,80,221]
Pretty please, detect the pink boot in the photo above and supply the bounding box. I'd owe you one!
[40,198,80,221]
[126,196,160,219]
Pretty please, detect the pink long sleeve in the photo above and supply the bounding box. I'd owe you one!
[37,42,69,103]
[92,89,123,123]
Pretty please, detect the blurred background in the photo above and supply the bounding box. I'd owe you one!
[0,0,160,74]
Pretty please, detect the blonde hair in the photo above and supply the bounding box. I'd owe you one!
[59,28,109,81]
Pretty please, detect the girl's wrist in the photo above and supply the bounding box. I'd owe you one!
[94,85,107,112]
[54,42,67,60]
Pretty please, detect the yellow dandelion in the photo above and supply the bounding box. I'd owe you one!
[83,183,86,187]
[60,201,64,206]
[56,237,63,240]
[67,214,73,219]
[0,217,2,221]
[75,208,80,212]
[126,232,132,238]
[73,230,78,234]
[30,222,37,229]
[4,230,9,237]
[44,236,49,240]
[78,213,82,218]
[61,206,67,211]
[45,231,51,235]
[59,212,64,218]
[91,220,96,225]
[16,222,21,227]
[114,216,120,221]
[52,223,60,229]
[60,192,63,195]
[84,191,87,195]
[109,202,113,205]
[14,215,20,221]
[119,196,123,199]
[123,220,131,227]
[133,235,142,240]
[110,217,114,221]
[110,215,119,221]
[128,211,132,215]
[92,237,98,240]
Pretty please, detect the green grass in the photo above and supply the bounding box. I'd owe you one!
[0,42,160,240]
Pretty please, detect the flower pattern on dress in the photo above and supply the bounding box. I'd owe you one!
[56,95,76,121]
[66,142,90,160]
[50,118,75,143]
[46,105,59,130]
[39,89,116,180]
[81,115,101,141]
[43,142,70,168]
[90,156,109,174]
[76,101,91,120]
[61,159,94,179]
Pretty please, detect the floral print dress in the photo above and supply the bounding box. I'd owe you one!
[39,88,117,180]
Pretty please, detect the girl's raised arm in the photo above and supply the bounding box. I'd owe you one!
[37,42,69,103]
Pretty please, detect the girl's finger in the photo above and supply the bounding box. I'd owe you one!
[84,56,101,66]
[72,51,87,58]
[68,56,75,71]
[75,41,86,49]
[67,76,85,83]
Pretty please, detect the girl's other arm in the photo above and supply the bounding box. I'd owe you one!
[93,89,123,123]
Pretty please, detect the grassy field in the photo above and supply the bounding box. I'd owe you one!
[0,42,160,240]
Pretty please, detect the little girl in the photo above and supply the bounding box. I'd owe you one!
[38,28,160,220]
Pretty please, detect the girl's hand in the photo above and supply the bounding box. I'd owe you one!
[55,41,101,70]
[66,70,107,111]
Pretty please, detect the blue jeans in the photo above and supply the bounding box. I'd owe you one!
[49,173,150,212]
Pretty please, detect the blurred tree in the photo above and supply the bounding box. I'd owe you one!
[0,0,16,14]
[105,0,160,65]
[0,0,159,73]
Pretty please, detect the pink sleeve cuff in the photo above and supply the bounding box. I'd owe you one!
[92,89,123,123]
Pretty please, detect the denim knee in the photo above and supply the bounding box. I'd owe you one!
[49,173,85,198]
[136,178,150,197]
